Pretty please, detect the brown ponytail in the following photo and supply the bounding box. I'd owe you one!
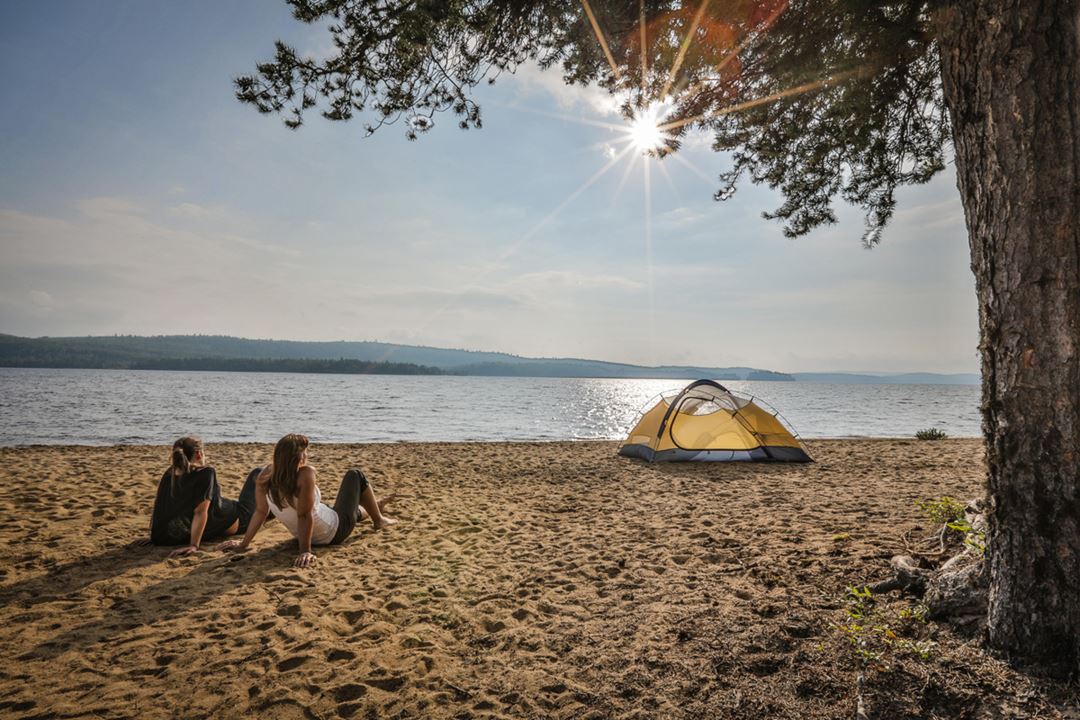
[170,436,202,495]
[269,433,309,509]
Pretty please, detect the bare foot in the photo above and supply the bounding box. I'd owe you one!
[373,515,398,530]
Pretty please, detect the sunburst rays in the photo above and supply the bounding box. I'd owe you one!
[399,1,859,355]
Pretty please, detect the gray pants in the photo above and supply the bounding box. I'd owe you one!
[330,469,370,545]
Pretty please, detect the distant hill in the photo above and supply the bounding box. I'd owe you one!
[0,334,979,383]
[747,370,796,382]
[0,333,773,379]
[129,357,447,375]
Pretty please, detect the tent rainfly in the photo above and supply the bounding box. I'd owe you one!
[618,379,812,462]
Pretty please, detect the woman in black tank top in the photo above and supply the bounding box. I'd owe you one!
[148,436,260,557]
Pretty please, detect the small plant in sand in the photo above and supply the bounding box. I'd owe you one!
[915,496,965,526]
[914,427,948,440]
[915,496,986,555]
[835,586,936,666]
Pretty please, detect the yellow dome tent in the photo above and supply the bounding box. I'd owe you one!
[619,379,812,462]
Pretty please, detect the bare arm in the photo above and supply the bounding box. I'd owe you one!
[190,500,210,547]
[170,500,210,557]
[293,467,318,567]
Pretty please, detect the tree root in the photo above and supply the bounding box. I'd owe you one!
[869,499,989,627]
[868,554,928,595]
[855,669,868,720]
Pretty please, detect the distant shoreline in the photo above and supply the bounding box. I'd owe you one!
[0,362,980,385]
[0,333,979,384]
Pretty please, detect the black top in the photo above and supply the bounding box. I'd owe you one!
[150,466,240,546]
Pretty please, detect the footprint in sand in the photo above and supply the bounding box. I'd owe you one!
[276,656,310,672]
[365,675,406,692]
[331,683,368,702]
[276,603,302,618]
[0,701,37,713]
[483,619,507,633]
[746,656,785,676]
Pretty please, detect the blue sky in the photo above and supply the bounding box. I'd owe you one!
[0,1,978,373]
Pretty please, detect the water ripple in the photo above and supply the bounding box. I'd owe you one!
[0,368,981,446]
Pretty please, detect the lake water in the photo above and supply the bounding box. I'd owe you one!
[0,368,982,446]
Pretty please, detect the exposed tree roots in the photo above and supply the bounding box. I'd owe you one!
[871,499,989,631]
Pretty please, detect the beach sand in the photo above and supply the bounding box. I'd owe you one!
[0,439,1072,719]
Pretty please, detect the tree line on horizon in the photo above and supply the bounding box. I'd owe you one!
[130,357,448,375]
[0,334,445,375]
[0,333,807,380]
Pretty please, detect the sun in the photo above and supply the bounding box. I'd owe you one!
[626,103,670,154]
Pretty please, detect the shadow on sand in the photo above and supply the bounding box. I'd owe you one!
[20,540,308,661]
[0,542,166,609]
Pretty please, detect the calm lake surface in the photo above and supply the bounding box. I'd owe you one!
[0,368,981,446]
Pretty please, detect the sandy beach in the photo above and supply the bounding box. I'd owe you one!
[0,439,1072,719]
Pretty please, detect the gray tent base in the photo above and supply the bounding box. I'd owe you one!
[618,444,812,463]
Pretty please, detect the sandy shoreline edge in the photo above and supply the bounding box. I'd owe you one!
[0,439,1071,718]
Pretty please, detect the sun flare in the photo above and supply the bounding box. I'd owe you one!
[626,103,671,154]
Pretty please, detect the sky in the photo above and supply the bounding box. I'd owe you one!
[0,1,979,374]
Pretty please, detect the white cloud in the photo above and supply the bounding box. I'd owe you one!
[348,286,524,311]
[653,206,708,230]
[28,290,54,308]
[892,196,966,233]
[510,63,621,117]
[0,198,301,336]
[507,269,644,293]
[168,202,213,218]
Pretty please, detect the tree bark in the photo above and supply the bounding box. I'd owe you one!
[936,0,1080,673]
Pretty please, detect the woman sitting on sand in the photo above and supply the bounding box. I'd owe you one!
[150,436,259,557]
[219,433,396,567]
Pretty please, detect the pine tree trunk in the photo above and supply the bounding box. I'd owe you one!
[936,1,1080,673]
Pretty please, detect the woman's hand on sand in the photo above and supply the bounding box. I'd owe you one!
[169,545,198,558]
[294,552,316,568]
[218,539,247,553]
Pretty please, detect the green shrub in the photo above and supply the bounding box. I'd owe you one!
[915,496,965,526]
[915,427,948,440]
[834,586,935,665]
